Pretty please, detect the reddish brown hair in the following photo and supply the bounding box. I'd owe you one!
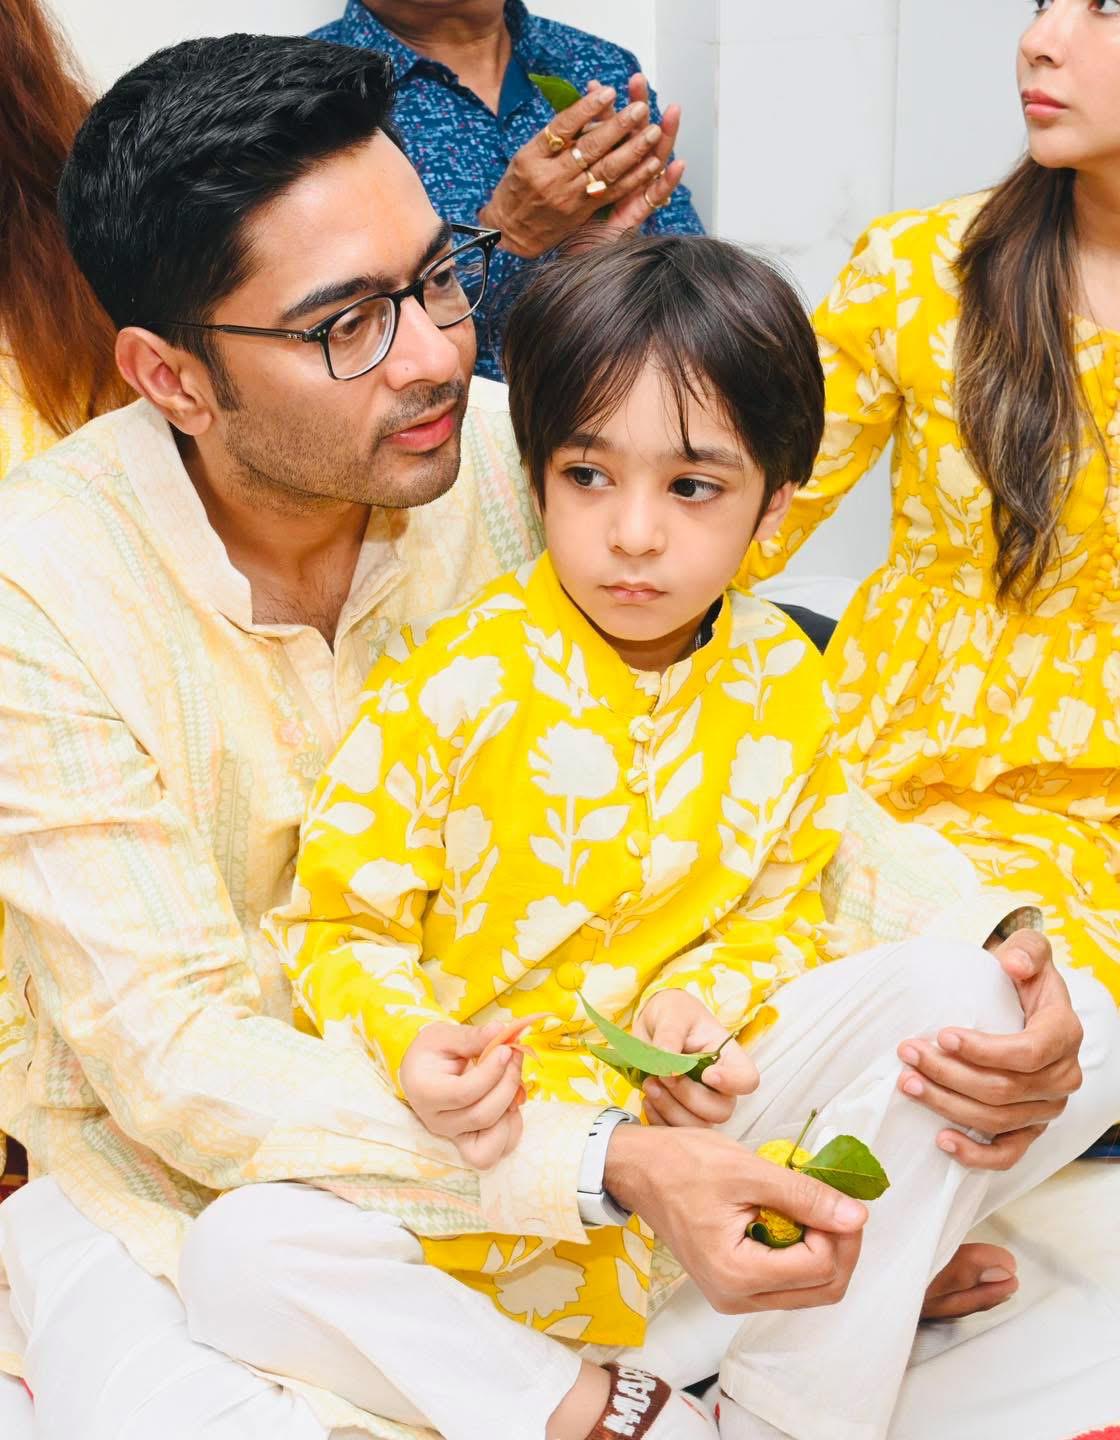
[0,0,128,436]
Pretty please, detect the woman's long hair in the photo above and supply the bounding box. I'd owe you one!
[956,158,1095,602]
[0,0,128,435]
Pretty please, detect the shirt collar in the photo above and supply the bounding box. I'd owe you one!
[335,0,545,84]
[117,399,404,637]
[524,551,732,715]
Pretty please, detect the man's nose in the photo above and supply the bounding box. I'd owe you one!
[380,295,461,390]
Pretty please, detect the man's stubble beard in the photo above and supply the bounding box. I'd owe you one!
[218,379,468,514]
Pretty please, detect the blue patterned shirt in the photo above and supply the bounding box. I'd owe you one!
[312,0,705,379]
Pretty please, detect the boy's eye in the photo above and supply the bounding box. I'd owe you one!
[671,477,722,502]
[566,465,609,489]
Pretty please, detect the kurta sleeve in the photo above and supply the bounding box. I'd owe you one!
[638,733,848,1035]
[743,221,905,582]
[268,635,472,1093]
[0,583,451,1192]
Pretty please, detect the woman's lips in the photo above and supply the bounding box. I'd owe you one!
[1022,89,1067,118]
[385,406,457,451]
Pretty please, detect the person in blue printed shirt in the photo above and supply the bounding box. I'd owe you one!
[313,0,704,380]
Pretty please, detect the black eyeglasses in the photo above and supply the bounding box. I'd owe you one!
[157,224,500,381]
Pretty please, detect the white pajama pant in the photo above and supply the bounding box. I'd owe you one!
[1,938,1117,1440]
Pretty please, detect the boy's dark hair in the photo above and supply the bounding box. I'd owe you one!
[504,234,824,503]
[58,34,400,382]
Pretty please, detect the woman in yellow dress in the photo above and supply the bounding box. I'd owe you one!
[747,0,1120,1005]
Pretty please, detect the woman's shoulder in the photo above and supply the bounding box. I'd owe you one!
[848,192,990,274]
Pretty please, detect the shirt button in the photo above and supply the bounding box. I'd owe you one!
[555,961,585,992]
[626,833,651,859]
[626,768,649,795]
[627,715,656,744]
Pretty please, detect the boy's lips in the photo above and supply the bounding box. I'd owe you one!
[384,404,457,451]
[603,582,665,603]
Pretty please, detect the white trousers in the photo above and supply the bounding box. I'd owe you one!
[1,939,1117,1440]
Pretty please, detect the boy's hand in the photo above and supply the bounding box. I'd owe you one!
[399,1021,526,1169]
[634,990,759,1127]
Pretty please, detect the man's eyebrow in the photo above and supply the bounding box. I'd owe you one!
[278,220,454,326]
[558,432,744,468]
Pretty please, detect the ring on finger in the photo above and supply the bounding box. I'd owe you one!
[644,186,671,211]
[543,124,567,154]
[585,169,608,196]
[571,145,588,170]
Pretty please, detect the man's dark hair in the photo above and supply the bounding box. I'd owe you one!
[58,33,400,384]
[504,234,824,504]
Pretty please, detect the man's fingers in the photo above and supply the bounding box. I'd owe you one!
[921,1243,1019,1319]
[718,1229,863,1311]
[642,1080,705,1127]
[898,1066,1068,1134]
[925,1009,1082,1075]
[747,1157,868,1234]
[545,84,618,147]
[936,1124,1046,1171]
[899,1038,1081,1105]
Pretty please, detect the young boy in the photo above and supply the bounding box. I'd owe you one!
[265,235,841,1436]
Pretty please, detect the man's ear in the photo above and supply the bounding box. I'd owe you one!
[115,327,218,438]
[754,481,796,544]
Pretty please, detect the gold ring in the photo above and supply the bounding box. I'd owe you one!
[543,125,567,154]
[644,187,671,211]
[585,170,608,196]
[571,145,588,169]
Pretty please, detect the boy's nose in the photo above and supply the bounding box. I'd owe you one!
[608,497,667,556]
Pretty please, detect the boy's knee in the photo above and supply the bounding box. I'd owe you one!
[890,937,1023,1038]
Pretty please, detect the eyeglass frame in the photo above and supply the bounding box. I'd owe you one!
[152,223,501,381]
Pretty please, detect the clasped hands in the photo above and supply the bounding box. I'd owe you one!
[478,74,686,258]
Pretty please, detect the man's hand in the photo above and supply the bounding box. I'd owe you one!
[399,1021,525,1169]
[634,989,759,1127]
[586,75,686,233]
[604,1125,868,1315]
[896,929,1084,1170]
[477,77,677,258]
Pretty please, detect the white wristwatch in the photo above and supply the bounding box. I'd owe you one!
[577,1107,638,1227]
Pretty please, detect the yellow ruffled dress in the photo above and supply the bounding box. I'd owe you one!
[746,194,1120,1003]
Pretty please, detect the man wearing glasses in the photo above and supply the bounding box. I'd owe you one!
[0,31,1099,1440]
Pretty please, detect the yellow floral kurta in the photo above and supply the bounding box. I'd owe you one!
[269,552,848,1346]
[746,194,1120,1004]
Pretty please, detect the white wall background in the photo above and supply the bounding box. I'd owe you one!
[49,0,1033,583]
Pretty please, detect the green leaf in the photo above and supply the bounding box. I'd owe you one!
[586,1043,645,1089]
[580,994,720,1081]
[800,1135,891,1201]
[528,72,583,113]
[748,1215,804,1249]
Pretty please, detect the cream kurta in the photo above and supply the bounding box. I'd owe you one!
[269,553,847,1346]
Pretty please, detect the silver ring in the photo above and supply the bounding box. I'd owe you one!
[572,145,588,170]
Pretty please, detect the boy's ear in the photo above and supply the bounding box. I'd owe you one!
[754,481,796,544]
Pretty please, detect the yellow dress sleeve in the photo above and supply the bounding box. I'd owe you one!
[637,736,848,1034]
[743,222,905,582]
[267,638,457,1093]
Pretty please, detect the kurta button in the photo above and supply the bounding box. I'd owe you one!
[626,833,651,858]
[556,961,585,992]
[626,767,649,795]
[628,716,656,744]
